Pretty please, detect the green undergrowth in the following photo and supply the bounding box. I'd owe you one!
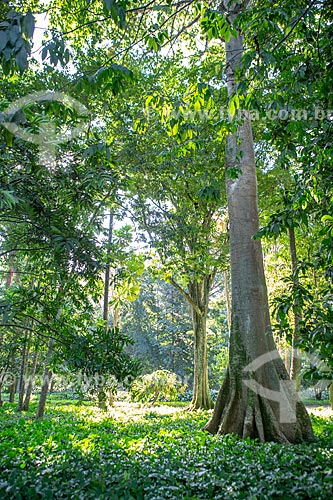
[0,399,332,499]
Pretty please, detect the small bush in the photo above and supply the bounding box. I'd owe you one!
[130,370,185,403]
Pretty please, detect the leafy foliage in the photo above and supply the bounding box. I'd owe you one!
[0,400,332,499]
[130,369,185,404]
[63,325,141,390]
[0,8,34,74]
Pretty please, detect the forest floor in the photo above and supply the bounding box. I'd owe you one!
[306,404,333,419]
[0,397,332,499]
[104,399,333,421]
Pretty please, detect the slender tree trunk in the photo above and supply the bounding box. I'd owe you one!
[204,1,313,443]
[329,383,333,410]
[49,377,56,394]
[0,370,4,406]
[101,211,114,409]
[5,258,14,289]
[288,226,302,391]
[17,334,30,412]
[9,376,16,402]
[113,306,120,330]
[103,211,114,325]
[0,259,15,404]
[36,339,54,418]
[23,349,39,411]
[189,279,214,410]
[0,354,14,405]
[191,306,214,409]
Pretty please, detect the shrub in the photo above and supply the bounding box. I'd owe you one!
[130,370,185,403]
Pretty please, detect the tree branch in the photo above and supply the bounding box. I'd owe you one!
[169,277,202,315]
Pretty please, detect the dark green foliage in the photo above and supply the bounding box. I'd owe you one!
[0,400,332,499]
[63,325,141,389]
[0,8,34,74]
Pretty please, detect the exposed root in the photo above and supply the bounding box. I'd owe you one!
[203,371,230,434]
[189,397,214,412]
[203,368,314,444]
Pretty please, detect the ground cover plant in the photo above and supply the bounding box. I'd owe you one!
[0,397,332,499]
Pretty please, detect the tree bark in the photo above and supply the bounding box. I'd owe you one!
[188,278,214,410]
[23,349,39,411]
[204,1,313,443]
[5,257,14,289]
[9,376,16,403]
[288,226,302,391]
[224,269,231,334]
[0,258,15,404]
[36,339,54,418]
[103,211,114,325]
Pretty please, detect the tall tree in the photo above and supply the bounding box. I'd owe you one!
[204,0,313,443]
[125,115,228,409]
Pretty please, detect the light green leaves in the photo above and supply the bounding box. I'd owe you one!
[0,190,18,209]
[200,8,238,42]
[321,215,333,236]
[145,30,169,52]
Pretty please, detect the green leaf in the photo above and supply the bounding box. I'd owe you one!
[15,46,27,71]
[0,190,17,208]
[41,46,48,60]
[23,11,35,39]
[321,215,333,223]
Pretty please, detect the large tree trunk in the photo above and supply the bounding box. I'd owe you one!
[188,279,214,410]
[204,2,313,443]
[288,226,302,391]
